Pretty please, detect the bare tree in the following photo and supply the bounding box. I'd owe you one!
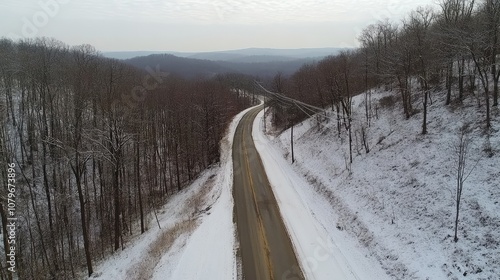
[336,51,362,164]
[436,0,476,104]
[404,7,436,134]
[465,2,500,128]
[66,44,99,276]
[0,37,252,278]
[482,0,500,107]
[453,124,478,242]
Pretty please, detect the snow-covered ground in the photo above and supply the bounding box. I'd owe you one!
[90,101,392,280]
[90,87,498,280]
[90,105,258,280]
[253,110,390,280]
[263,89,500,280]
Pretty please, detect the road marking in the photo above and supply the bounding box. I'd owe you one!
[242,110,275,280]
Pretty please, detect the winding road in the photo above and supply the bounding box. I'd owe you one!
[232,105,305,280]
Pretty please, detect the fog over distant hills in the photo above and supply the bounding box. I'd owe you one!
[104,47,346,61]
[107,47,347,79]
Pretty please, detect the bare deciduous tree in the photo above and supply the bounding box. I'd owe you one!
[453,124,477,242]
[0,38,252,278]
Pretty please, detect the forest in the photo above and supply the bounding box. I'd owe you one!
[267,0,499,137]
[0,38,251,279]
[261,0,499,258]
[1,0,499,279]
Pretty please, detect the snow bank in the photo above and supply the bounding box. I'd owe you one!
[90,104,259,280]
[253,110,390,280]
[90,168,219,280]
[161,104,258,280]
[267,89,500,280]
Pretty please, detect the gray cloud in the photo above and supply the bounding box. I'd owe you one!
[1,0,440,51]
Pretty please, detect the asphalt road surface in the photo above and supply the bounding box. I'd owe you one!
[233,106,305,280]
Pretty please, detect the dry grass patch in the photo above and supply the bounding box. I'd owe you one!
[126,173,217,280]
[127,219,198,280]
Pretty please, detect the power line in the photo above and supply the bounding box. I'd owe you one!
[254,80,362,123]
[254,81,325,113]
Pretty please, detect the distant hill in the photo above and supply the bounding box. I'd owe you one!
[225,55,302,63]
[104,47,347,62]
[123,53,319,79]
[124,54,232,79]
[221,58,318,77]
[104,51,192,60]
[117,47,349,79]
[186,52,246,61]
[109,47,347,79]
[186,47,345,61]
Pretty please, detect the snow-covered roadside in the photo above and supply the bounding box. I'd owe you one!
[157,104,259,279]
[90,104,258,280]
[263,89,500,280]
[89,168,219,280]
[252,110,390,280]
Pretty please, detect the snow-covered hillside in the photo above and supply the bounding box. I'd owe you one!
[265,89,499,279]
[89,105,258,280]
[89,89,498,280]
[253,110,390,280]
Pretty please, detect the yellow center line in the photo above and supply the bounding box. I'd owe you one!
[242,109,275,280]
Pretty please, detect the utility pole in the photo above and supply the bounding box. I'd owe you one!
[291,123,295,164]
[263,95,266,133]
[289,105,295,164]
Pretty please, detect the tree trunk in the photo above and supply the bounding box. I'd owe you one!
[454,196,460,242]
[136,141,144,234]
[175,141,181,192]
[494,71,499,107]
[113,161,121,251]
[459,57,465,101]
[471,52,491,128]
[42,145,58,272]
[492,23,498,107]
[397,76,411,119]
[446,61,452,105]
[75,170,93,276]
[422,87,428,135]
[290,124,295,164]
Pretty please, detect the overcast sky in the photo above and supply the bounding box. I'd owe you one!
[1,0,439,52]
